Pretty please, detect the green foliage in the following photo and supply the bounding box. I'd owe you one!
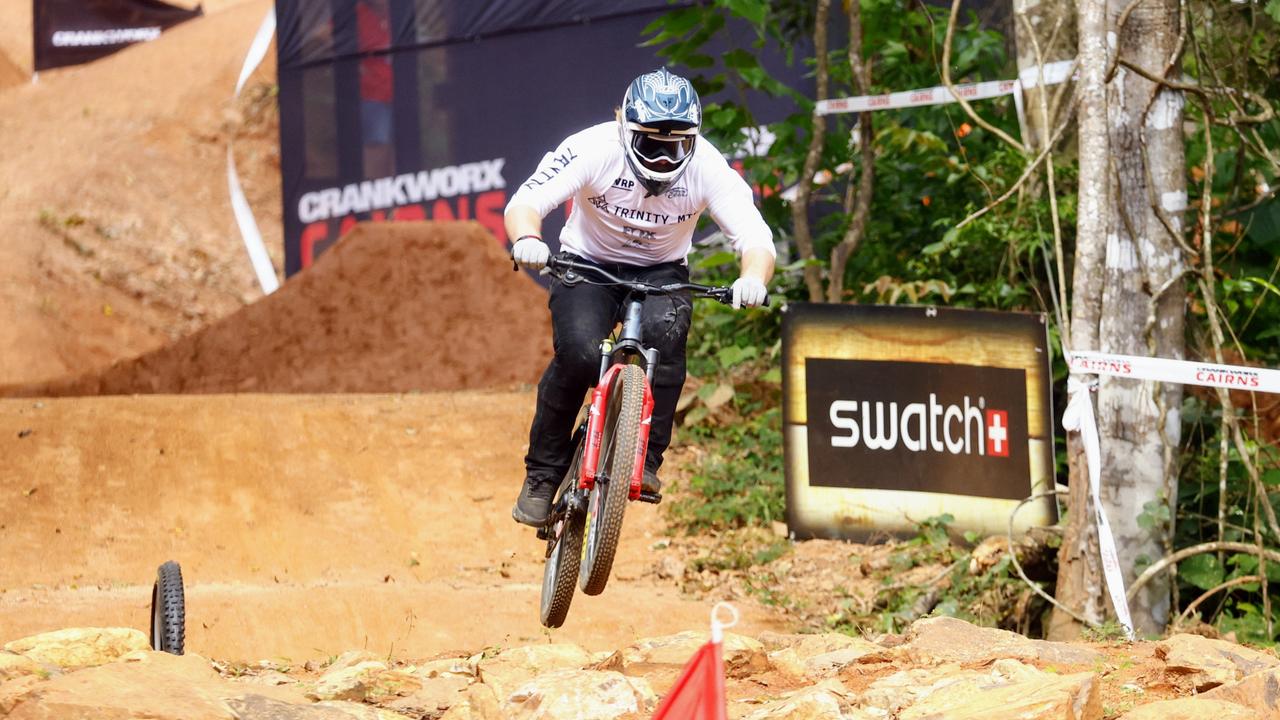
[651,0,1280,642]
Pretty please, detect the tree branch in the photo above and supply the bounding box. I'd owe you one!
[1128,541,1280,602]
[941,0,1026,153]
[789,0,831,304]
[954,102,1076,231]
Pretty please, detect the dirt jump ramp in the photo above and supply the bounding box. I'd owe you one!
[6,221,551,397]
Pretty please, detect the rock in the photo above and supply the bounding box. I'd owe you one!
[226,694,355,719]
[439,684,502,720]
[621,631,762,667]
[740,681,859,720]
[6,651,235,720]
[307,660,389,701]
[0,652,46,680]
[3,627,149,668]
[767,635,882,680]
[239,669,295,686]
[307,661,417,702]
[0,675,43,715]
[503,669,656,719]
[893,616,1102,666]
[225,695,412,719]
[386,674,472,717]
[859,661,1100,720]
[325,651,383,673]
[315,700,416,720]
[1114,698,1261,720]
[1202,666,1280,715]
[654,555,685,580]
[477,644,592,699]
[899,670,1099,719]
[758,632,875,655]
[414,655,477,680]
[1155,634,1280,691]
[968,535,1010,574]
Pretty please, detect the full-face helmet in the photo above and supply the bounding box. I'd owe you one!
[619,68,701,197]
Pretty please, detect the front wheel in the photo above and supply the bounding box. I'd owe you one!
[579,364,646,596]
[540,442,587,628]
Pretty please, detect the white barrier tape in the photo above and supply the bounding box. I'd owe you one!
[816,60,1074,116]
[1062,350,1278,637]
[1062,378,1136,640]
[1068,351,1280,394]
[228,8,279,295]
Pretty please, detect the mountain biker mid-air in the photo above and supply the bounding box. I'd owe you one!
[504,67,776,527]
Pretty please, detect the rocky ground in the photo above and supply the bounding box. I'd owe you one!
[2,616,1278,719]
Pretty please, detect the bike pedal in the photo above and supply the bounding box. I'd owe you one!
[535,526,550,541]
[638,490,663,504]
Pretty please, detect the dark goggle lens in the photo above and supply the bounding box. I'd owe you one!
[633,133,694,164]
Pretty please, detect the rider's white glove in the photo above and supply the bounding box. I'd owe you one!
[511,236,550,270]
[731,277,769,309]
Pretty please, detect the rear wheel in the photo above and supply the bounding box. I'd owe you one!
[579,364,645,596]
[150,561,185,655]
[539,441,587,628]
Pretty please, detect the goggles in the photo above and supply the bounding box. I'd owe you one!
[631,131,695,166]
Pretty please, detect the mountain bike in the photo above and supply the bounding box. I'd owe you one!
[536,255,764,628]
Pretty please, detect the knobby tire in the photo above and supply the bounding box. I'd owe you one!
[150,560,186,655]
[540,442,586,628]
[579,364,645,596]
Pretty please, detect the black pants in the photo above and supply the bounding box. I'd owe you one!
[525,254,693,484]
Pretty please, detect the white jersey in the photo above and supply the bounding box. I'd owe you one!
[506,121,775,266]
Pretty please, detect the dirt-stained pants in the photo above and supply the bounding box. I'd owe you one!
[524,253,693,485]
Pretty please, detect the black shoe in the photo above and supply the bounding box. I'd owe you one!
[641,468,661,494]
[512,477,556,527]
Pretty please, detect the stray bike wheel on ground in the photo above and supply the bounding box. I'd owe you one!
[579,363,645,596]
[150,560,185,655]
[540,442,587,628]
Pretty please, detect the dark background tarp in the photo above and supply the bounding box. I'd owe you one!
[275,0,815,276]
[33,0,203,72]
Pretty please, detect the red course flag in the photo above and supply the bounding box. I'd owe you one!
[651,603,737,720]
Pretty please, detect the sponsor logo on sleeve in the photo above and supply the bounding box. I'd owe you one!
[522,148,578,190]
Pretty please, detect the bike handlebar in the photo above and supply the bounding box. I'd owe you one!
[539,256,769,308]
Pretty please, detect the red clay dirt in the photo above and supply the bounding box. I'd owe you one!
[6,222,552,396]
[0,392,786,661]
[0,0,281,387]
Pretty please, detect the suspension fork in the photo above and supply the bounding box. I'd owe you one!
[580,363,656,497]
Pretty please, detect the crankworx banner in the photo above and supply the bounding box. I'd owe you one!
[275,0,818,276]
[33,0,203,72]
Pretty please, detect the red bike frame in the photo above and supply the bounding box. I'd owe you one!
[579,363,656,501]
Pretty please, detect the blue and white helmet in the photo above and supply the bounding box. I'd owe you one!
[619,68,701,197]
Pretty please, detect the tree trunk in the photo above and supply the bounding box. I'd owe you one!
[791,0,831,304]
[1096,0,1186,636]
[1013,0,1076,153]
[1051,0,1187,639]
[826,0,873,303]
[1048,0,1108,641]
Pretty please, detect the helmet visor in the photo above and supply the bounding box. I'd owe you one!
[631,132,695,170]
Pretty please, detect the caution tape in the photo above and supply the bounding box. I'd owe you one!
[815,59,1074,116]
[1062,378,1136,640]
[1064,350,1278,637]
[1069,350,1280,394]
[228,7,280,295]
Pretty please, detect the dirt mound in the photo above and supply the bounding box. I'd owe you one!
[0,50,24,89]
[7,222,551,395]
[0,0,281,387]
